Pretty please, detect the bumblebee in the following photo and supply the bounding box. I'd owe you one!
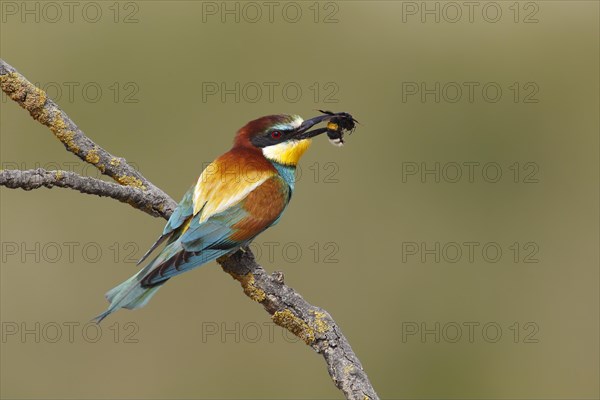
[319,110,358,147]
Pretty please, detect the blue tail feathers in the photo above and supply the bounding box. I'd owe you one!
[92,273,163,324]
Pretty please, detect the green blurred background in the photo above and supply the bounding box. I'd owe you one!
[1,1,598,399]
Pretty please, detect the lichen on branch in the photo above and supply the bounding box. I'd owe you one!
[0,59,170,198]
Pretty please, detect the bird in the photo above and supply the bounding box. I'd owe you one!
[93,112,353,323]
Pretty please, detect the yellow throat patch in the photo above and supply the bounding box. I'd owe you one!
[262,139,312,166]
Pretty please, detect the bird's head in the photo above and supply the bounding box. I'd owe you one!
[234,113,345,166]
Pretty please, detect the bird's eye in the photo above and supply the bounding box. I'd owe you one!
[271,130,282,139]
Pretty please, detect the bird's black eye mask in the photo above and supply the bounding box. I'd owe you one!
[250,111,358,148]
[250,128,296,148]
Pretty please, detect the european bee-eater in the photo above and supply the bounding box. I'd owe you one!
[94,112,355,322]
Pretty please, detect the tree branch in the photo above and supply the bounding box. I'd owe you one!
[0,59,172,203]
[219,251,378,400]
[0,168,174,219]
[0,59,379,400]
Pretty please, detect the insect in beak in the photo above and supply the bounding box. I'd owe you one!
[292,111,358,146]
[319,110,359,147]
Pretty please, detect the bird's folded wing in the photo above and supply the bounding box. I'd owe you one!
[139,175,290,286]
[137,154,274,265]
[136,184,196,265]
[192,158,276,223]
[164,184,196,234]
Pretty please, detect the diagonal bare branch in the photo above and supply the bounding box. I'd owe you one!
[0,59,379,400]
[218,250,379,400]
[0,59,171,200]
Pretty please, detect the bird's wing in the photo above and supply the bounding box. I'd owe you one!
[192,156,276,223]
[139,175,290,286]
[137,151,275,265]
[136,184,196,265]
[164,184,196,234]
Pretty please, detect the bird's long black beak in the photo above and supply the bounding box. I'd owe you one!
[293,113,346,140]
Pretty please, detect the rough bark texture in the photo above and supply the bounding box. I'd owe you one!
[0,168,174,219]
[0,58,379,400]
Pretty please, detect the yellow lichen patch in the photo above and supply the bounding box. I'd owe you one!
[47,115,80,154]
[1,73,81,153]
[109,157,121,167]
[85,147,100,164]
[311,310,329,334]
[227,271,266,303]
[116,175,145,189]
[0,72,14,88]
[0,72,25,99]
[54,171,63,180]
[23,86,47,111]
[0,72,47,115]
[272,309,315,345]
[55,130,80,153]
[343,364,355,375]
[37,108,51,125]
[50,114,67,132]
[97,164,105,173]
